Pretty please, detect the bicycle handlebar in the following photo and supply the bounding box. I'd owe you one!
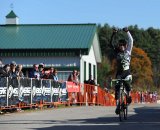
[110,78,132,88]
[112,79,130,82]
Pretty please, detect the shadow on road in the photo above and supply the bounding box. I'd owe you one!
[1,105,160,130]
[29,105,160,130]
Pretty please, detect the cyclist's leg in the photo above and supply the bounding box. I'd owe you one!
[115,84,120,103]
[122,70,132,104]
[115,74,121,101]
[124,82,132,104]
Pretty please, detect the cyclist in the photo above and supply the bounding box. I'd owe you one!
[109,27,133,114]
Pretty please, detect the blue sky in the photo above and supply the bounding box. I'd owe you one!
[0,0,160,29]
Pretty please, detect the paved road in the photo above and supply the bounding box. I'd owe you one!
[0,103,160,130]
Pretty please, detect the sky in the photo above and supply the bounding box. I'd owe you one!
[0,0,160,29]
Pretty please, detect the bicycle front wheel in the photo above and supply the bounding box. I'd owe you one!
[119,106,124,121]
[119,90,124,122]
[124,97,128,120]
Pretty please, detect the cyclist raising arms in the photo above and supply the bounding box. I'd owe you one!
[109,27,133,114]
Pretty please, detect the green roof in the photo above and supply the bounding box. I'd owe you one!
[0,24,96,50]
[6,10,18,18]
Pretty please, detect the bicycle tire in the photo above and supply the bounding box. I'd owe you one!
[119,89,124,122]
[124,97,128,120]
[119,106,124,121]
[124,106,128,120]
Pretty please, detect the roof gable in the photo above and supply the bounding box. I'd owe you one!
[92,33,102,63]
[6,10,18,18]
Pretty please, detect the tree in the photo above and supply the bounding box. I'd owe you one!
[131,47,153,89]
[97,23,160,89]
[97,56,111,88]
[109,47,153,90]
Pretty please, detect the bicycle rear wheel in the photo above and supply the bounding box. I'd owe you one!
[124,97,128,120]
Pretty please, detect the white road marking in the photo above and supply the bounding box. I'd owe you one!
[123,122,160,124]
[51,123,120,126]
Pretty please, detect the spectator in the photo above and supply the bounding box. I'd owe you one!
[149,92,153,103]
[29,64,40,79]
[87,75,95,85]
[0,59,3,68]
[0,64,10,77]
[9,61,17,78]
[53,69,58,82]
[48,67,55,79]
[16,64,24,78]
[39,63,47,79]
[48,68,58,82]
[140,91,143,103]
[68,70,79,85]
[76,71,80,83]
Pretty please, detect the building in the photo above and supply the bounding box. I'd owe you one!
[0,10,102,83]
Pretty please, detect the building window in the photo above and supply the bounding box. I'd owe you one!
[57,71,72,81]
[89,63,91,78]
[93,65,96,79]
[84,61,86,81]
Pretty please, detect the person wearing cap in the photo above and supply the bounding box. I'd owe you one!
[38,63,47,79]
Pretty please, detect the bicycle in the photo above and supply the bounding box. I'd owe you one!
[111,76,132,121]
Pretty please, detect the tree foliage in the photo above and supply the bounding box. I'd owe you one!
[131,47,153,88]
[97,56,110,88]
[97,23,160,89]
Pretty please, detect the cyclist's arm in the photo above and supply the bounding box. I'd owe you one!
[109,32,117,51]
[126,31,133,55]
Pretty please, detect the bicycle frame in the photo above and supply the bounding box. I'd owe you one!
[112,78,129,121]
[119,80,128,121]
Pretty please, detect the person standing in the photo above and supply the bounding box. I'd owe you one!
[68,70,79,85]
[16,64,24,78]
[29,64,40,79]
[0,64,10,77]
[9,61,17,78]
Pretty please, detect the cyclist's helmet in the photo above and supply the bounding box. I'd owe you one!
[118,39,128,47]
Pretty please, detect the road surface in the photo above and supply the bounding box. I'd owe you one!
[0,103,160,130]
